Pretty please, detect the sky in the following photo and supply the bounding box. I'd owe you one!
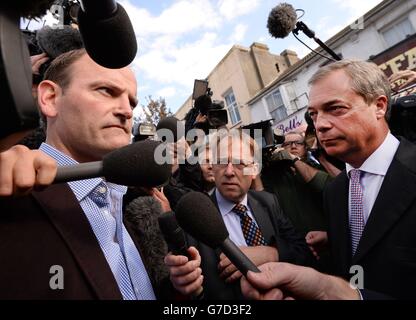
[25,0,384,115]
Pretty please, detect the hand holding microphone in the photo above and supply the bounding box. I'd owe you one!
[54,140,171,187]
[0,145,57,197]
[175,192,261,276]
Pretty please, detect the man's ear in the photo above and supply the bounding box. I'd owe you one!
[375,95,388,120]
[37,80,62,118]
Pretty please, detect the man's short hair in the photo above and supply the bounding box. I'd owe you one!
[308,59,391,105]
[43,49,87,90]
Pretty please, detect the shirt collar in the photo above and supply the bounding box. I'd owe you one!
[346,133,400,178]
[39,143,127,201]
[215,188,248,218]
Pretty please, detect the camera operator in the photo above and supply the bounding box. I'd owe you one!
[261,131,334,271]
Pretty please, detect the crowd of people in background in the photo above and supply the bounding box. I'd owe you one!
[1,22,416,301]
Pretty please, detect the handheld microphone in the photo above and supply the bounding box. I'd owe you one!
[158,212,191,258]
[54,140,171,187]
[175,192,260,275]
[156,116,185,143]
[77,0,137,68]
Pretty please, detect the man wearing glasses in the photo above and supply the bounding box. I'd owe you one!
[165,130,313,299]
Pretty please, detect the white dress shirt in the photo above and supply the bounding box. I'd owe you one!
[346,133,400,224]
[215,189,261,246]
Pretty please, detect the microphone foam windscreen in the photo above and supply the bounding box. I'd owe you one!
[175,192,229,248]
[156,117,183,142]
[77,3,137,69]
[103,140,171,187]
[36,26,84,59]
[267,3,298,39]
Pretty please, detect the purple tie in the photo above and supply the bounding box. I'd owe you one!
[349,169,365,256]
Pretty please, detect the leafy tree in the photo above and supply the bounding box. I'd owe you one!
[143,96,172,125]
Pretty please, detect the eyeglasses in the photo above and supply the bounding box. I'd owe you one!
[214,158,255,170]
[282,141,305,148]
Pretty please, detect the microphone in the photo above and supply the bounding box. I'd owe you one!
[36,26,84,59]
[77,0,138,69]
[267,2,341,61]
[156,116,185,143]
[34,25,84,83]
[54,140,171,187]
[158,212,190,258]
[267,3,298,39]
[175,192,260,275]
[124,196,170,285]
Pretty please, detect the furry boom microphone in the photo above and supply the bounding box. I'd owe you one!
[267,3,298,39]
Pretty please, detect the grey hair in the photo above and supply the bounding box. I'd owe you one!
[308,59,391,105]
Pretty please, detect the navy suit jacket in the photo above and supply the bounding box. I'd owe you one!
[326,138,416,299]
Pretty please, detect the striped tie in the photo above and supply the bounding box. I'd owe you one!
[233,204,267,246]
[349,169,365,256]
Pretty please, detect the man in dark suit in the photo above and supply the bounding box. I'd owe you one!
[240,60,416,300]
[0,49,172,299]
[308,59,416,300]
[165,130,314,299]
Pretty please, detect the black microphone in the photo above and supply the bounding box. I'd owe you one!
[175,192,260,275]
[156,116,184,143]
[54,140,171,187]
[158,212,190,258]
[77,0,137,69]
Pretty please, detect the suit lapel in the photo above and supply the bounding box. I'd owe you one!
[247,193,275,245]
[353,142,416,263]
[328,172,352,272]
[33,183,122,299]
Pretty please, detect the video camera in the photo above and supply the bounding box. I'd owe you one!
[184,79,228,134]
[242,119,285,166]
[132,122,156,142]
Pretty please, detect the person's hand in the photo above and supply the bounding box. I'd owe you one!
[195,113,208,124]
[0,145,57,197]
[218,246,279,283]
[305,231,328,260]
[30,53,49,76]
[389,69,416,91]
[241,262,360,300]
[151,187,172,213]
[164,246,204,296]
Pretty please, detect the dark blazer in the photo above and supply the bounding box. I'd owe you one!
[0,183,172,300]
[325,138,416,299]
[187,190,314,300]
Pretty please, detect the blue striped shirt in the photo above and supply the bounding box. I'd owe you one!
[39,143,156,300]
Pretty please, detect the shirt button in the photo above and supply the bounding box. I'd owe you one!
[98,186,107,194]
